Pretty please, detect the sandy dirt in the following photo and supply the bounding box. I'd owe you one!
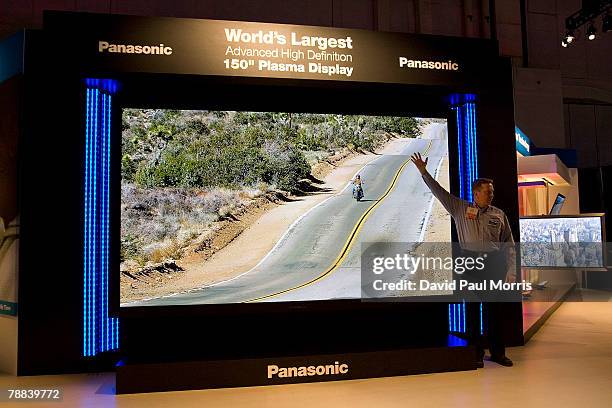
[121,137,415,303]
[422,155,451,243]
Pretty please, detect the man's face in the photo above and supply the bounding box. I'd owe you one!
[474,183,494,208]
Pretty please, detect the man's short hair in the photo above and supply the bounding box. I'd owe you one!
[472,178,494,192]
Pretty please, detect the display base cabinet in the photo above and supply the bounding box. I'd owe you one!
[115,341,477,394]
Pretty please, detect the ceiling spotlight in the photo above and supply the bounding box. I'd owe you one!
[587,24,597,40]
[565,30,575,43]
[561,39,568,47]
[603,13,611,33]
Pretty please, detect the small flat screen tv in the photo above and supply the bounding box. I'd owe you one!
[519,214,606,269]
[549,193,566,215]
[119,110,452,307]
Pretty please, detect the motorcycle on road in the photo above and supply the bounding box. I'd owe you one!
[353,185,364,201]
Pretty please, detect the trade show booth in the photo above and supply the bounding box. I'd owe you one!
[1,11,523,393]
[514,127,607,338]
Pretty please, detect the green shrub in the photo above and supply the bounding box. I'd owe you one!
[120,234,142,263]
[124,109,421,193]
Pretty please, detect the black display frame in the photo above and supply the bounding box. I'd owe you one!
[14,11,523,376]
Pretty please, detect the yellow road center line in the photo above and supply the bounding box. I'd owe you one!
[245,140,432,303]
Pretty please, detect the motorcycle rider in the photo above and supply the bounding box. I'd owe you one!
[352,174,364,200]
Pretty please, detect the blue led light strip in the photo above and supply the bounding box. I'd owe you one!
[103,94,108,353]
[110,94,119,350]
[101,93,108,353]
[83,80,120,357]
[105,93,119,352]
[93,88,99,354]
[83,88,91,357]
[467,100,483,335]
[480,302,484,335]
[450,305,453,332]
[449,95,479,335]
[456,107,464,199]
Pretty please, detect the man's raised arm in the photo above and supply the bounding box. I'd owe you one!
[410,152,465,218]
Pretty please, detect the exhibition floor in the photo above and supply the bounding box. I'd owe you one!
[2,301,612,408]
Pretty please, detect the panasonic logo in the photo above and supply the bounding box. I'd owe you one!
[98,41,173,55]
[267,362,349,378]
[399,57,459,71]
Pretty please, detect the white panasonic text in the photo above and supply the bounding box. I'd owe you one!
[399,57,459,71]
[98,41,173,55]
[267,362,349,379]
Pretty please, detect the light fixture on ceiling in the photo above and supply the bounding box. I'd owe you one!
[561,1,612,47]
[587,23,597,40]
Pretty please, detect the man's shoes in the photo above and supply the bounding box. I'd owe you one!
[489,355,513,367]
[475,349,485,368]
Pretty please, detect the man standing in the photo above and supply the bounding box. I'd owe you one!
[410,152,515,367]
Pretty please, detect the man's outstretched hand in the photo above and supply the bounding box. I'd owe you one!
[410,152,428,175]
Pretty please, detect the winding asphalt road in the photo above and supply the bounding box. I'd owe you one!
[125,123,448,306]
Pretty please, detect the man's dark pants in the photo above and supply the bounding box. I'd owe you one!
[459,250,509,360]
